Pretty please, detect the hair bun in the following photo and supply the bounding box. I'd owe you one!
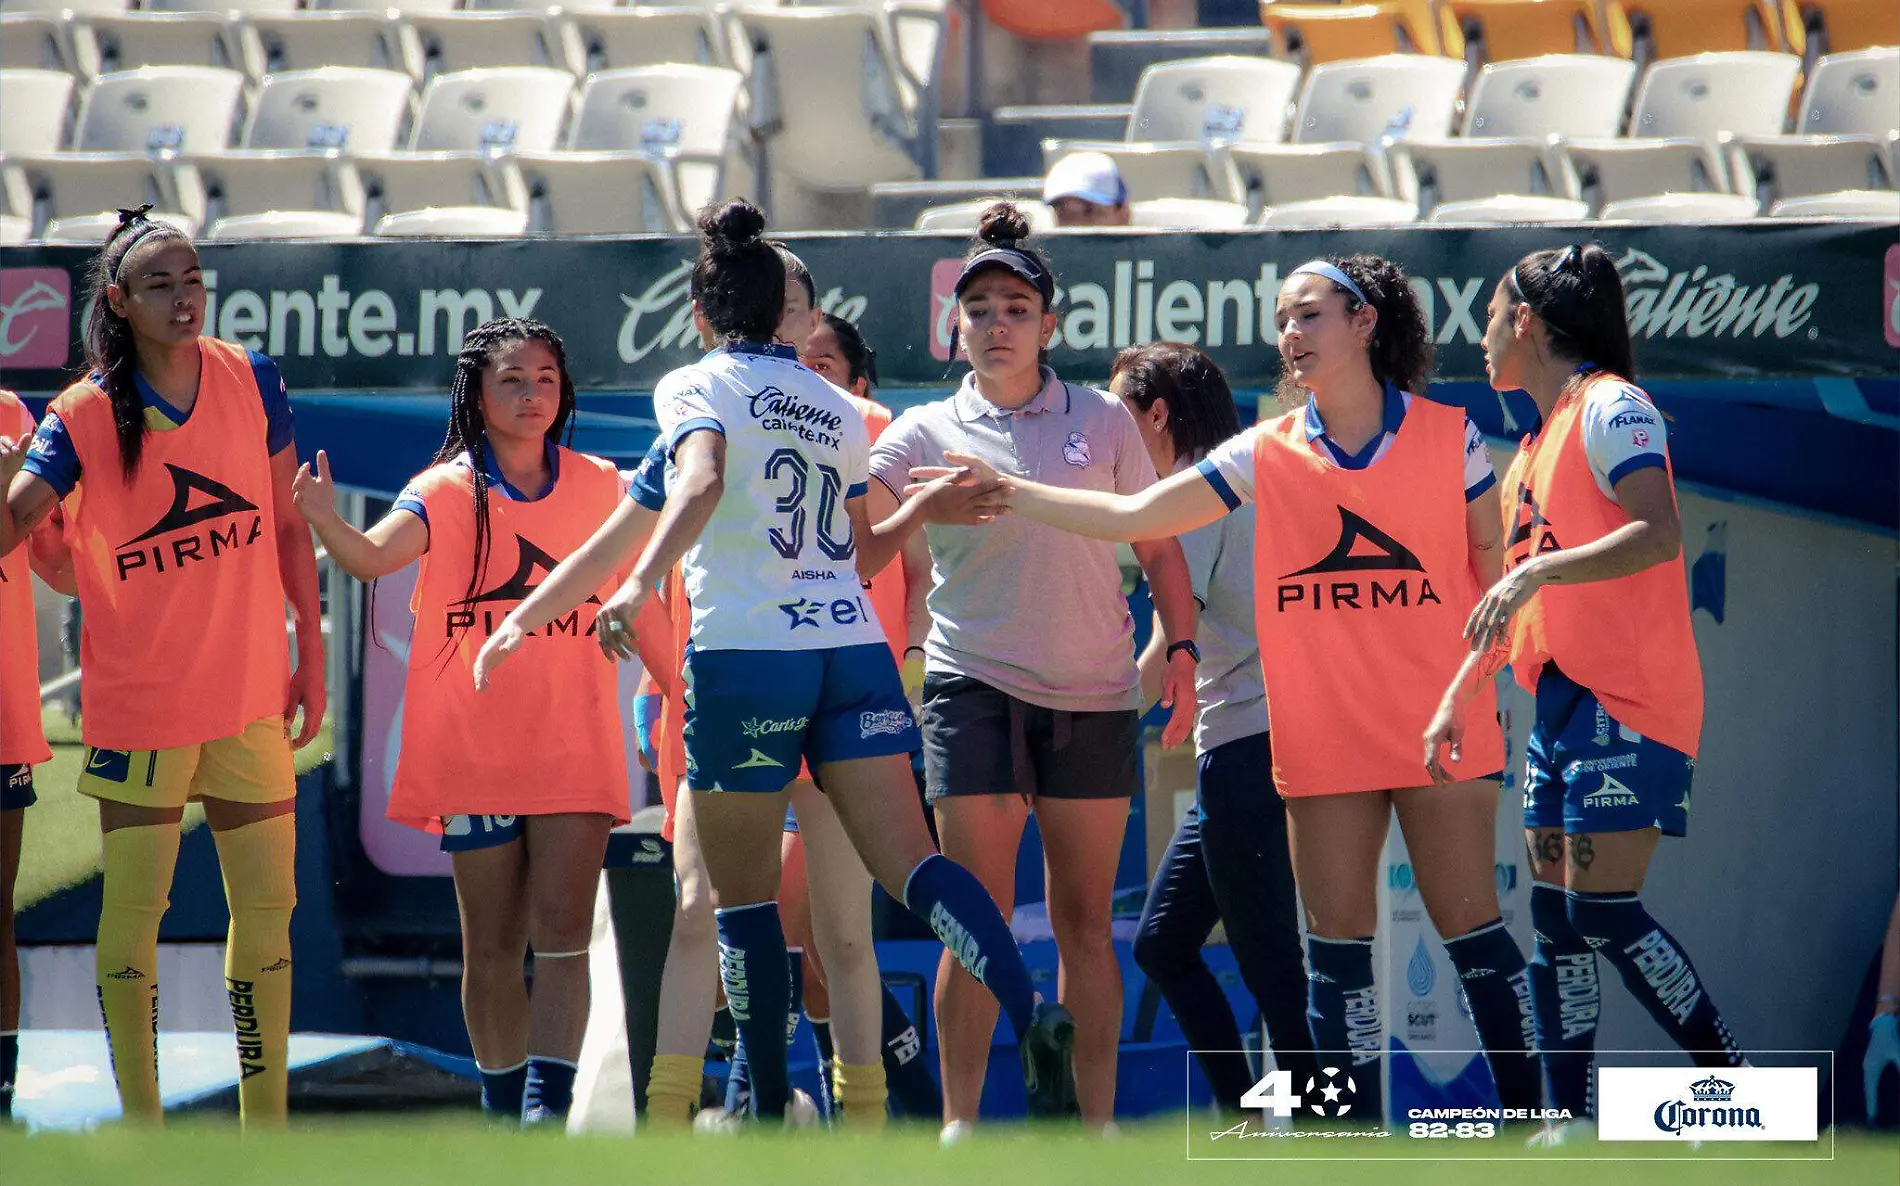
[976,201,1031,247]
[697,198,767,250]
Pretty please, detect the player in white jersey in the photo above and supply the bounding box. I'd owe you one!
[477,200,1073,1125]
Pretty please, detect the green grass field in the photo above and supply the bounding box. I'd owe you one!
[1,1121,1895,1186]
[14,707,335,910]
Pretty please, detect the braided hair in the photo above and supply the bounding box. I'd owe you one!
[1504,243,1635,384]
[433,317,578,620]
[81,204,193,481]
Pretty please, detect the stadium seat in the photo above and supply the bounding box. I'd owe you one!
[981,0,1125,42]
[913,197,1057,230]
[1598,191,1761,219]
[405,11,573,80]
[0,68,74,155]
[1557,51,1803,206]
[70,12,246,80]
[5,154,199,240]
[374,204,529,235]
[557,8,729,73]
[205,209,365,239]
[352,151,526,222]
[374,0,463,13]
[1260,2,1456,65]
[511,150,684,233]
[1440,0,1633,62]
[240,12,418,81]
[740,7,933,190]
[187,152,369,230]
[243,66,414,153]
[0,15,70,70]
[1228,53,1465,209]
[1257,194,1418,225]
[1040,139,1241,201]
[1797,0,1897,55]
[0,212,28,243]
[1726,46,1898,201]
[1126,197,1251,226]
[568,64,745,222]
[0,0,125,13]
[42,209,201,241]
[1428,193,1590,220]
[145,0,299,10]
[1388,54,1638,207]
[1612,0,1804,58]
[1126,56,1302,144]
[73,65,246,154]
[408,66,573,153]
[1769,187,1900,215]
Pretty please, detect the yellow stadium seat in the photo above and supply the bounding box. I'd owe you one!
[1611,0,1805,58]
[982,0,1127,41]
[1797,0,1900,55]
[1260,1,1460,64]
[1442,0,1633,61]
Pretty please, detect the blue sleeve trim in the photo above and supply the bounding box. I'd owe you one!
[1464,470,1497,503]
[1606,453,1667,489]
[249,350,295,455]
[22,411,79,497]
[666,417,724,458]
[845,480,868,500]
[392,496,429,528]
[1197,458,1241,511]
[629,474,667,511]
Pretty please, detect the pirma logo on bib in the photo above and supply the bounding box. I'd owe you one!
[0,267,71,368]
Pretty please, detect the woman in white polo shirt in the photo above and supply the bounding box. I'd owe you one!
[866,203,1199,1133]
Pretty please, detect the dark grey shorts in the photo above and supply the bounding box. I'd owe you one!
[920,672,1139,802]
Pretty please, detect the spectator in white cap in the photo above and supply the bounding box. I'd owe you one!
[1044,152,1131,227]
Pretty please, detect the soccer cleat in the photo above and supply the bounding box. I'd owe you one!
[940,1119,977,1146]
[521,1104,563,1129]
[786,1089,820,1130]
[694,1107,743,1136]
[1020,1000,1078,1119]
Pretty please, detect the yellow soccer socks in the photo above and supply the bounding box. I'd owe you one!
[95,824,180,1124]
[832,1058,888,1129]
[214,814,297,1129]
[644,1053,702,1130]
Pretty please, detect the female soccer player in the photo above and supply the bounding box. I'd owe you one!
[477,198,1074,1127]
[1110,343,1318,1113]
[1427,244,1745,1135]
[1,387,74,1123]
[0,209,324,1129]
[916,255,1542,1125]
[865,203,1199,1133]
[293,317,628,1126]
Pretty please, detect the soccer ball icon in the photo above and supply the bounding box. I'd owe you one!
[1305,1066,1357,1118]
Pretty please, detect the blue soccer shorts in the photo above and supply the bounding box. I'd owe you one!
[1522,665,1693,837]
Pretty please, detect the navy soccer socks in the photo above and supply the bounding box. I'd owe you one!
[1567,891,1743,1067]
[1442,918,1541,1113]
[1528,883,1600,1116]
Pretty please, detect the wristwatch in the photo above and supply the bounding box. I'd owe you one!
[1166,639,1201,663]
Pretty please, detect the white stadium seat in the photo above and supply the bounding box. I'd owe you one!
[512,151,684,233]
[243,67,414,153]
[1126,197,1250,227]
[569,64,745,219]
[71,12,245,80]
[145,0,300,10]
[0,14,70,70]
[1727,47,1900,202]
[241,12,417,81]
[0,68,74,155]
[1257,195,1418,227]
[914,198,1057,231]
[1126,56,1302,144]
[1558,52,1803,206]
[1226,141,1387,206]
[0,0,125,13]
[405,11,573,79]
[740,7,931,191]
[0,212,28,243]
[1041,140,1240,202]
[1389,54,1639,207]
[74,65,246,155]
[1428,194,1591,222]
[42,209,201,242]
[352,151,525,222]
[187,152,369,227]
[205,209,365,240]
[1599,192,1761,221]
[7,153,201,240]
[409,66,573,154]
[1769,189,1900,217]
[374,204,529,236]
[558,8,729,73]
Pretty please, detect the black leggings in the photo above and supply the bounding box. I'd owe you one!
[1133,730,1317,1111]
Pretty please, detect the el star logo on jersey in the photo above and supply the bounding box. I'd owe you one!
[447,535,599,638]
[116,464,264,582]
[1275,507,1440,612]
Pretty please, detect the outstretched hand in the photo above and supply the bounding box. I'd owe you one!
[905,452,1011,524]
[291,449,341,526]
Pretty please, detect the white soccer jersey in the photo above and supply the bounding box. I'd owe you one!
[653,342,885,653]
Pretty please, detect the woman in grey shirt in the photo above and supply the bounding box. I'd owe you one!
[1115,342,1318,1114]
[867,204,1199,1134]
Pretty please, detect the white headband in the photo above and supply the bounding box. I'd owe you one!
[1289,260,1369,306]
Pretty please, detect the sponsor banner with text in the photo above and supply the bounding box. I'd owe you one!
[1598,1066,1820,1142]
[2,222,1893,394]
